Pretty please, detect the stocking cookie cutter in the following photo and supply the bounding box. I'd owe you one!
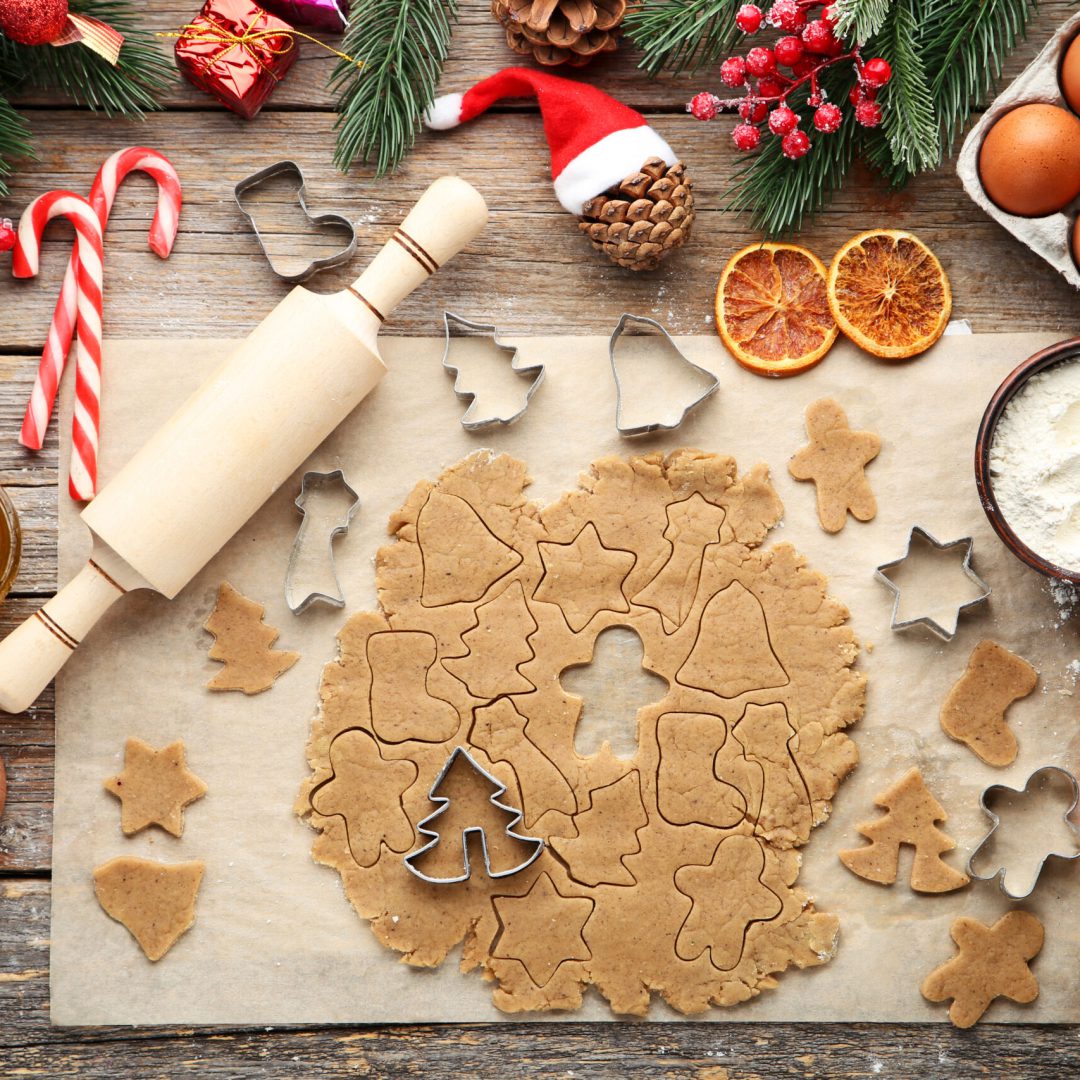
[966,765,1080,899]
[235,161,356,283]
[442,312,545,429]
[609,313,719,437]
[285,469,360,614]
[874,526,991,641]
[404,746,544,884]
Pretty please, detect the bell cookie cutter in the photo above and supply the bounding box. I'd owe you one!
[874,526,991,641]
[404,746,544,884]
[442,312,545,429]
[967,765,1080,899]
[235,160,356,283]
[285,469,360,614]
[609,313,719,437]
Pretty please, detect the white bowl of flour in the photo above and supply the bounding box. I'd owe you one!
[980,340,1080,581]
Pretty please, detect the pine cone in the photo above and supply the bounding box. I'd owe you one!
[492,0,627,67]
[578,158,695,271]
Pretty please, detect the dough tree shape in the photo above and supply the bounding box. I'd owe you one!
[839,768,969,893]
[921,911,1044,1028]
[298,450,866,1015]
[203,582,299,694]
[788,398,881,533]
[939,640,1037,767]
[104,737,207,837]
[404,747,544,884]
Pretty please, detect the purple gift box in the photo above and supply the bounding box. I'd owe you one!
[260,0,347,31]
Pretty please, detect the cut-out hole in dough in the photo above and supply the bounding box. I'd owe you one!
[560,626,668,760]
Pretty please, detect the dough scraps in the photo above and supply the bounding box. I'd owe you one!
[939,640,1037,767]
[838,767,969,893]
[104,737,208,837]
[93,856,205,961]
[921,911,1044,1028]
[298,450,865,1016]
[204,582,299,694]
[789,398,881,533]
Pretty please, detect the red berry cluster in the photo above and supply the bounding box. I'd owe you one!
[687,1,891,160]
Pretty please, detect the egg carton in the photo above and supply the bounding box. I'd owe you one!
[957,10,1080,290]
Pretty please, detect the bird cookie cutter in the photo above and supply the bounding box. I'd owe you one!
[441,312,545,429]
[874,526,991,641]
[609,313,719,437]
[285,469,360,614]
[403,746,544,884]
[234,160,356,283]
[967,765,1080,899]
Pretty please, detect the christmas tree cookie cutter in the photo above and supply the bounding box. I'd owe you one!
[285,469,360,614]
[874,526,991,642]
[609,313,719,437]
[234,161,356,284]
[403,746,545,884]
[966,765,1080,899]
[441,312,545,429]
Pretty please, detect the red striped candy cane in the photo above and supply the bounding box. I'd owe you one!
[13,192,105,501]
[19,147,182,452]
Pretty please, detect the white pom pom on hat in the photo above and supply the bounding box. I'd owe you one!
[423,67,678,215]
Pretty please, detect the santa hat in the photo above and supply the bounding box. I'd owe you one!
[423,68,678,216]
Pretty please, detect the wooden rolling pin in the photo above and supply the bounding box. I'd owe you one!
[0,175,488,713]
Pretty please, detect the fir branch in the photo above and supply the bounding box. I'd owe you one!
[922,0,1036,154]
[876,0,938,178]
[0,0,173,114]
[831,0,891,47]
[0,93,34,200]
[624,0,742,77]
[332,0,457,177]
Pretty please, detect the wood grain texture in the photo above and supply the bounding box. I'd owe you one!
[1,0,1078,1069]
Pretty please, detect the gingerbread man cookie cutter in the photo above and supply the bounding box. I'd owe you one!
[234,161,357,283]
[966,765,1080,899]
[874,526,991,642]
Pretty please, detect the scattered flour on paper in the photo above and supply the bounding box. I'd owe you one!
[990,361,1080,573]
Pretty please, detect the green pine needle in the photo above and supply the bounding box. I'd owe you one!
[625,0,743,77]
[0,93,35,200]
[332,0,457,177]
[832,0,891,47]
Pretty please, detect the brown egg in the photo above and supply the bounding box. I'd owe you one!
[978,104,1080,217]
[1061,34,1080,113]
[1073,216,1080,269]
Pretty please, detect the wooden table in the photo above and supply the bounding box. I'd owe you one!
[2,2,1079,1073]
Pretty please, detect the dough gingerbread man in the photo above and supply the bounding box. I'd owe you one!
[789,398,881,533]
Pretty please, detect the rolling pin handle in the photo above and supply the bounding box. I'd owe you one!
[0,561,125,714]
[349,176,488,321]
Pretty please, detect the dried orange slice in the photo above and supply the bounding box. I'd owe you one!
[715,243,839,377]
[827,230,951,359]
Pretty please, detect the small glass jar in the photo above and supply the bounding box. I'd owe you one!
[0,485,21,604]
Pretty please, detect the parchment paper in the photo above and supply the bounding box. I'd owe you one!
[51,332,1080,1025]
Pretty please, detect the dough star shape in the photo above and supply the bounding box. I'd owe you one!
[298,450,865,1015]
[492,871,594,985]
[104,737,208,837]
[533,521,636,632]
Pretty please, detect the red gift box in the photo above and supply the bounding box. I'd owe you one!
[175,0,298,120]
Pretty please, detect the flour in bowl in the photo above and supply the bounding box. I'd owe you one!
[990,360,1080,571]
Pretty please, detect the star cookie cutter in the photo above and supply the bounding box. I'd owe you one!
[967,766,1080,900]
[609,313,719,437]
[235,160,356,283]
[441,312,545,429]
[403,746,544,885]
[874,526,991,641]
[285,469,360,614]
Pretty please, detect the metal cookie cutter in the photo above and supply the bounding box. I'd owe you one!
[404,746,544,884]
[285,469,360,614]
[609,313,719,437]
[235,161,356,283]
[874,526,991,641]
[442,312,544,429]
[967,765,1080,899]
